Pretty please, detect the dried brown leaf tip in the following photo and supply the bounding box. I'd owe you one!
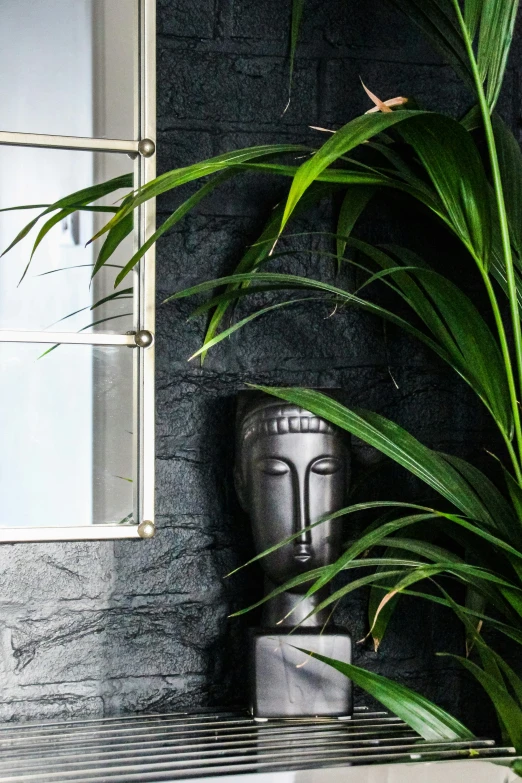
[309,125,336,133]
[361,79,408,113]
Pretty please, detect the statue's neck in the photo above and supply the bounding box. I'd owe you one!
[262,579,331,629]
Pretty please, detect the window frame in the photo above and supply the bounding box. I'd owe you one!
[0,0,156,542]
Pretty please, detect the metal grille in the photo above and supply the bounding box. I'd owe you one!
[0,707,514,782]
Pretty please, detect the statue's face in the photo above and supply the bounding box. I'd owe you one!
[237,428,349,590]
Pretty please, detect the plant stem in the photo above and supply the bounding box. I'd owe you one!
[452,0,522,472]
[504,435,522,486]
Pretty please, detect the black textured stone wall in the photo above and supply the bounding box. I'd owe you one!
[1,0,520,731]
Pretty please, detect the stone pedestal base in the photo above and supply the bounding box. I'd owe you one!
[250,628,352,719]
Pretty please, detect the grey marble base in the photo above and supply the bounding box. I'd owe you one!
[250,629,352,719]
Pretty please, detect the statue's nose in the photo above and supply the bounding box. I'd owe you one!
[293,473,312,563]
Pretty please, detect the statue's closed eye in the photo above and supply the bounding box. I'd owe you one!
[257,458,290,476]
[311,457,342,475]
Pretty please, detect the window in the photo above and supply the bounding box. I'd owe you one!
[0,0,156,541]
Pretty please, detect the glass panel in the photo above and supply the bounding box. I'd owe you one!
[0,0,137,139]
[0,146,135,333]
[0,343,135,527]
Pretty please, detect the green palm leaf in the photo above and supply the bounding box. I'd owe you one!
[226,501,433,577]
[443,454,521,546]
[372,581,522,645]
[396,114,492,263]
[90,145,311,243]
[92,214,133,280]
[280,111,428,235]
[367,538,462,651]
[113,171,237,287]
[442,654,522,749]
[493,114,522,258]
[171,266,495,390]
[388,0,472,88]
[285,0,305,109]
[364,243,511,434]
[476,0,519,109]
[336,187,376,269]
[392,0,519,111]
[200,183,347,363]
[295,649,473,741]
[251,386,493,522]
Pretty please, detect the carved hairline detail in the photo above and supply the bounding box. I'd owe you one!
[240,403,337,440]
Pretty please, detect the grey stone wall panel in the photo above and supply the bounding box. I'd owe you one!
[158,0,216,39]
[231,0,421,53]
[158,50,318,126]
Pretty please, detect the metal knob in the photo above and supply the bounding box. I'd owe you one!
[138,138,156,158]
[138,520,156,539]
[134,329,154,348]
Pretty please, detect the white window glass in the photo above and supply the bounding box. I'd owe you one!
[0,342,135,527]
[0,0,137,140]
[0,147,135,333]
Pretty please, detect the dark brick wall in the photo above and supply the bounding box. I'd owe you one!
[0,0,519,731]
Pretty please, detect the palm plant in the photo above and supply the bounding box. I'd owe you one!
[6,0,522,754]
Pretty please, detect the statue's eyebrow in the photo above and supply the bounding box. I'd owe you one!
[255,456,292,465]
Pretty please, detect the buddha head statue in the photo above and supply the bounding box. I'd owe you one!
[235,393,350,626]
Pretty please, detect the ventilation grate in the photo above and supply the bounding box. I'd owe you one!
[0,707,514,782]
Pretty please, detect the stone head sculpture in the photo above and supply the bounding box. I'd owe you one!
[235,393,351,627]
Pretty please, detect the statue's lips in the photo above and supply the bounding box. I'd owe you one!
[294,543,313,564]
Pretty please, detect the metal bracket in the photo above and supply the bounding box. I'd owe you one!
[137,520,156,539]
[134,329,154,348]
[138,138,155,157]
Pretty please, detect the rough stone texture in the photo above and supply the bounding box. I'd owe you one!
[0,0,518,736]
